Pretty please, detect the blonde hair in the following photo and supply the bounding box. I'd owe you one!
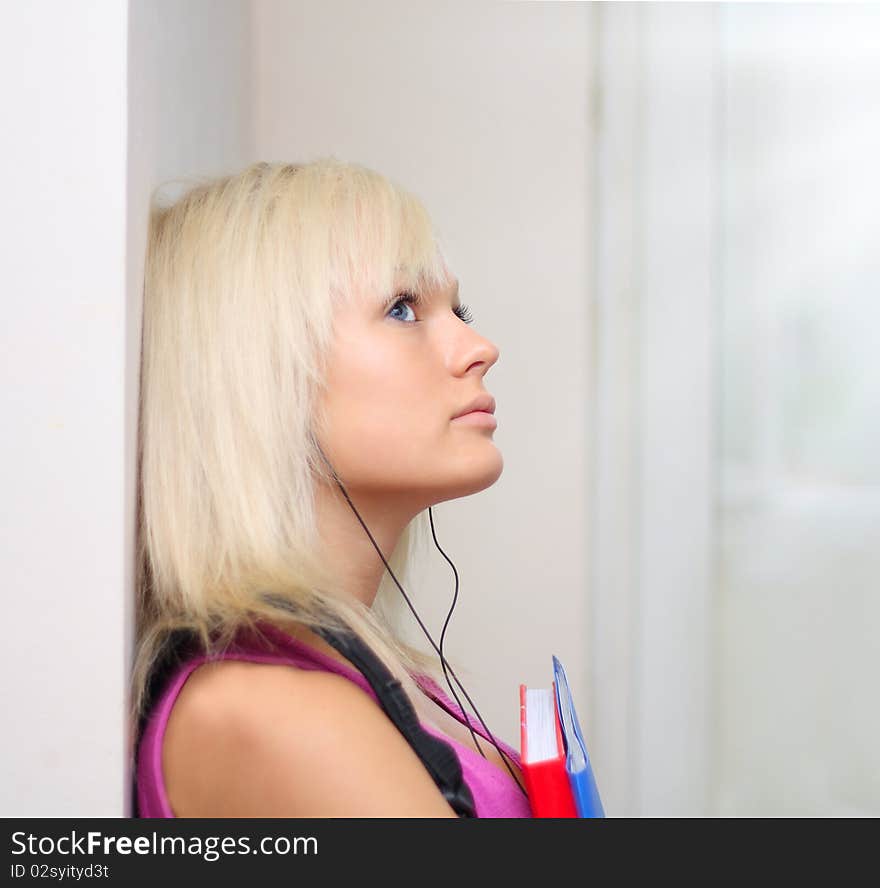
[131,158,463,754]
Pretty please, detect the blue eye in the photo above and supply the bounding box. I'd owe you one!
[388,293,419,323]
[387,292,475,325]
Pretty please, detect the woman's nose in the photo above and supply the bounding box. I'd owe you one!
[455,329,499,376]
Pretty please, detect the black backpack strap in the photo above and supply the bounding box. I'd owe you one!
[312,624,477,818]
[132,627,201,817]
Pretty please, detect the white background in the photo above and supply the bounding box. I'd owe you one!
[2,1,877,818]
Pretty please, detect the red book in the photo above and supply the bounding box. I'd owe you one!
[519,682,578,817]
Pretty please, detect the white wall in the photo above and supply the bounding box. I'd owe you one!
[715,3,880,816]
[0,1,128,816]
[593,1,880,817]
[252,0,596,754]
[592,2,716,817]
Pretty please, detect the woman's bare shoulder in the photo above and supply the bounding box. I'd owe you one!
[163,658,457,818]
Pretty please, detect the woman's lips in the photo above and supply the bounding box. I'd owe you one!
[450,410,497,428]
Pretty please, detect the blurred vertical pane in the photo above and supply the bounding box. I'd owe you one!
[717,3,880,816]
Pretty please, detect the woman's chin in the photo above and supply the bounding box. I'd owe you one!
[445,448,504,499]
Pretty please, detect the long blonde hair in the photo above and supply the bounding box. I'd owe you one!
[131,158,463,751]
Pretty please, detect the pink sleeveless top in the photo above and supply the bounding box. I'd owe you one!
[136,622,532,818]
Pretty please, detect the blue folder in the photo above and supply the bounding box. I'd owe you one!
[552,655,605,818]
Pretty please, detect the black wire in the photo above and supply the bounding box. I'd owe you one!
[315,444,527,796]
[432,506,488,759]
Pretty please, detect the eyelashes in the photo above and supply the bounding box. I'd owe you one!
[455,304,475,324]
[388,291,475,325]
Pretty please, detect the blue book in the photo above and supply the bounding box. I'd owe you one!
[552,655,605,817]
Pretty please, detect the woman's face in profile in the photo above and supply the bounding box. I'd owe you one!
[315,275,502,508]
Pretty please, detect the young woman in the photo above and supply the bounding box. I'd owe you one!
[132,158,531,818]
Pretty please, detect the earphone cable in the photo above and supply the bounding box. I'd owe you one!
[431,505,487,760]
[317,448,526,796]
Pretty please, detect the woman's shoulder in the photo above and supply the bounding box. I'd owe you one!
[162,658,457,817]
